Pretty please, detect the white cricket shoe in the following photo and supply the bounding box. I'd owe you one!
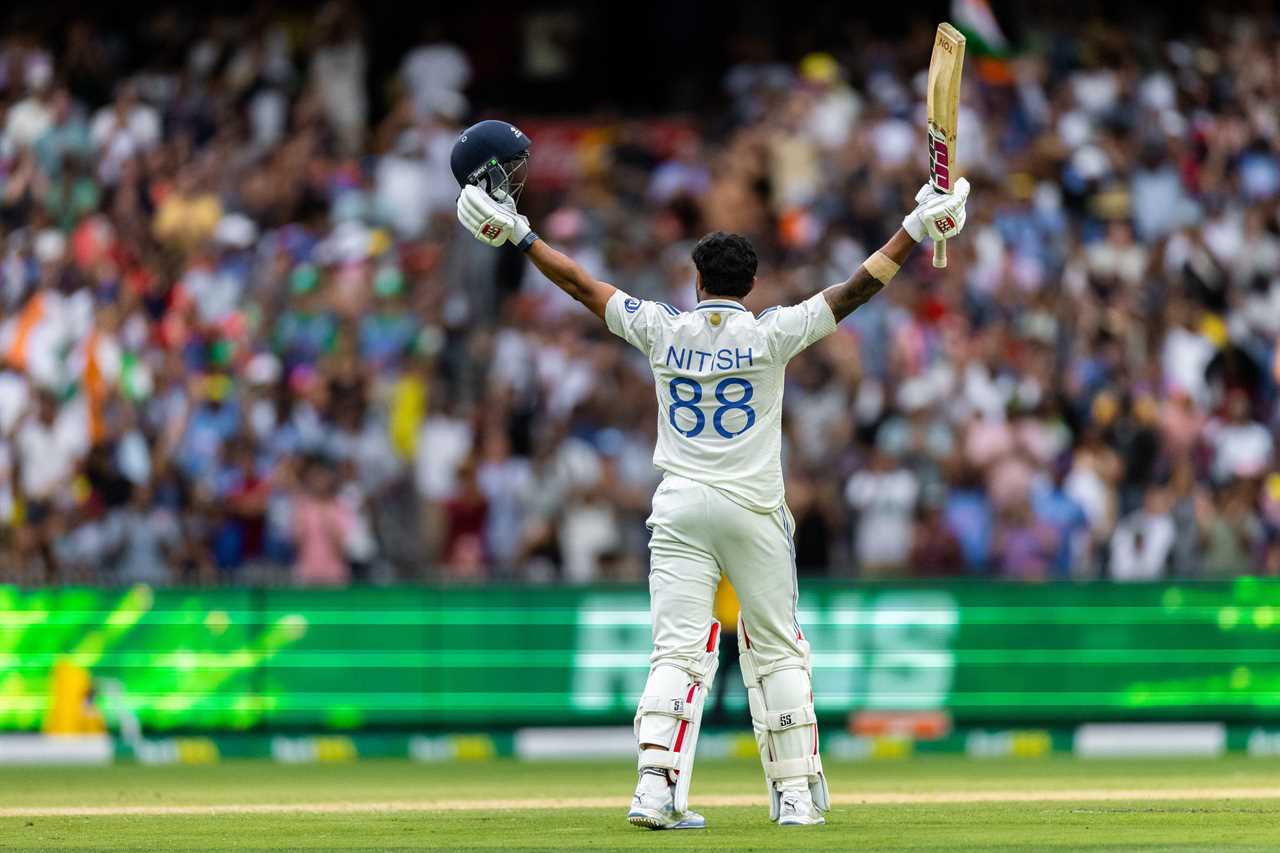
[627,772,706,830]
[777,790,825,826]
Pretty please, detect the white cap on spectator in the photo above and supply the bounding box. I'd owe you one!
[245,352,282,385]
[26,58,53,91]
[34,229,66,264]
[214,213,258,250]
[317,220,372,264]
[422,88,468,121]
[898,376,936,413]
[1071,145,1111,181]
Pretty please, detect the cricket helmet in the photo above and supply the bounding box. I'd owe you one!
[450,120,531,203]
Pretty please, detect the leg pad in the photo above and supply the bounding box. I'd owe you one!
[633,621,720,814]
[738,615,830,821]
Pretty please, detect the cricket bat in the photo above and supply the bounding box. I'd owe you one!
[926,22,966,268]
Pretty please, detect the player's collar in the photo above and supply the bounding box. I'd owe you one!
[695,300,748,312]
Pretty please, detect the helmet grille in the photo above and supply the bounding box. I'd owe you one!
[468,153,529,204]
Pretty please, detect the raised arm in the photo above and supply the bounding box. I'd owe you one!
[524,239,616,320]
[457,186,615,320]
[823,179,971,322]
[823,229,917,322]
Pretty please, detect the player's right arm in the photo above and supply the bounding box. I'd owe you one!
[523,240,616,320]
[822,179,970,322]
[456,185,615,320]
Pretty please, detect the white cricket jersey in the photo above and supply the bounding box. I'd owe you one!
[605,290,837,513]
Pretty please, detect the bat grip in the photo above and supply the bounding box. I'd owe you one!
[933,238,947,268]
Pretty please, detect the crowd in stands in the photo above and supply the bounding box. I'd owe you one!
[0,5,1276,585]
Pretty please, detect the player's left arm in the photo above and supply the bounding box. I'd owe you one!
[823,179,970,322]
[456,185,615,320]
[823,228,916,322]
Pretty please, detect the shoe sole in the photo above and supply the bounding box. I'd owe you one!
[627,809,706,830]
[778,817,826,826]
[627,811,664,830]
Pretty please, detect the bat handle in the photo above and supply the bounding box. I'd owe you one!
[933,238,947,268]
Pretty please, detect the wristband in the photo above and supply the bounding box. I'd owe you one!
[864,251,900,285]
[516,231,539,252]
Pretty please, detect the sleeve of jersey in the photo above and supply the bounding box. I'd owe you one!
[604,289,663,355]
[763,292,838,362]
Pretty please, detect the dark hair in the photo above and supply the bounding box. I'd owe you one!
[692,232,757,298]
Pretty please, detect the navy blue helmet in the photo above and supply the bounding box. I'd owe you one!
[450,120,531,203]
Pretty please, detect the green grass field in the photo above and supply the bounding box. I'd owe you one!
[3,756,1280,851]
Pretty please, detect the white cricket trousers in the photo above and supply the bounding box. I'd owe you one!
[643,474,807,688]
[636,474,821,795]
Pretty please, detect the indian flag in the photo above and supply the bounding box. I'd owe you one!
[951,0,1010,57]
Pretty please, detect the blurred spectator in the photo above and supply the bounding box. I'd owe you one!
[399,25,470,123]
[442,459,488,580]
[993,503,1056,582]
[787,470,838,576]
[88,81,159,185]
[1031,462,1091,579]
[1200,482,1266,578]
[290,454,354,586]
[1109,488,1175,581]
[845,449,918,577]
[1206,391,1273,484]
[308,3,366,155]
[4,65,54,151]
[115,484,181,586]
[909,503,964,577]
[0,7,1276,587]
[944,466,994,573]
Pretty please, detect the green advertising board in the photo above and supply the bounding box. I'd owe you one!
[1,579,1278,732]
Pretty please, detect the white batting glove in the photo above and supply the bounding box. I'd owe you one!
[496,197,535,248]
[457,185,514,246]
[456,185,537,250]
[902,178,970,243]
